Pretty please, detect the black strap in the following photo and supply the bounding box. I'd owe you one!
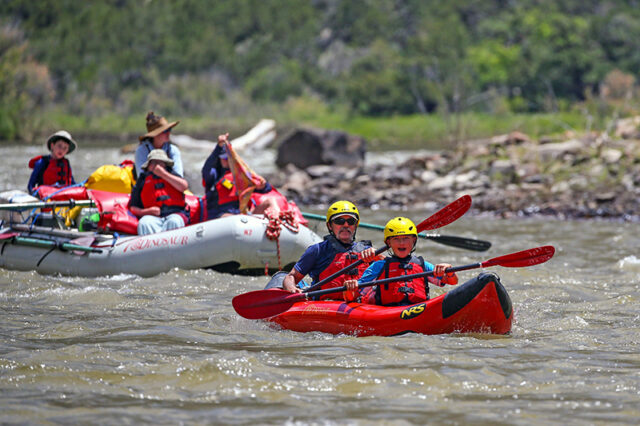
[36,246,56,267]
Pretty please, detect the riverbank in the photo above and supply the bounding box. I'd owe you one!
[268,117,640,221]
[7,106,593,151]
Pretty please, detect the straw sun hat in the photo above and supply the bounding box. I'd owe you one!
[139,111,179,141]
[141,149,175,170]
[46,130,77,154]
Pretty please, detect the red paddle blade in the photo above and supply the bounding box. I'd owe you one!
[482,245,555,268]
[416,195,472,232]
[232,289,306,320]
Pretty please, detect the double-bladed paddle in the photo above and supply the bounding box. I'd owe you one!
[232,245,555,319]
[302,194,472,294]
[301,211,490,251]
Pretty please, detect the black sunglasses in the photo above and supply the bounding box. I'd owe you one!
[332,217,357,226]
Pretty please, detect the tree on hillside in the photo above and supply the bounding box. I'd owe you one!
[405,7,475,142]
[0,21,54,141]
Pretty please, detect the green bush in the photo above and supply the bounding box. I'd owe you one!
[244,60,305,103]
[0,21,54,141]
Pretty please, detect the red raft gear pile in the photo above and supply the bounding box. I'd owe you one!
[33,175,305,237]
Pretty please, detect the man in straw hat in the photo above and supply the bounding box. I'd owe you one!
[27,130,78,194]
[135,111,184,178]
[129,149,190,235]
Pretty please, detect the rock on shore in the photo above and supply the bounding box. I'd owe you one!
[268,120,640,220]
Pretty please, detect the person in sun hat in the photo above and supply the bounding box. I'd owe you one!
[27,130,77,194]
[128,149,190,235]
[134,111,184,178]
[343,217,457,305]
[280,200,379,299]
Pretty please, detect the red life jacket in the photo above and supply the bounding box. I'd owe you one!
[214,171,238,205]
[140,173,186,216]
[316,237,374,301]
[29,155,73,187]
[375,255,428,306]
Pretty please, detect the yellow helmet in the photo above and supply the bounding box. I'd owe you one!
[326,200,359,224]
[384,217,417,241]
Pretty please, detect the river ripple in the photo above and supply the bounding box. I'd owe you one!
[1,145,638,424]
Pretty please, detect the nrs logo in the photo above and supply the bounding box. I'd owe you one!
[401,303,426,320]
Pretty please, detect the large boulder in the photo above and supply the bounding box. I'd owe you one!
[276,128,366,169]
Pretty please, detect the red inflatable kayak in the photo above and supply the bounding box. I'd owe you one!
[267,273,512,336]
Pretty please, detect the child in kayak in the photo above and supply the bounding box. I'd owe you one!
[343,216,457,305]
[27,130,77,194]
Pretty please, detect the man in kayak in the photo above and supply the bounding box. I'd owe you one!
[135,111,184,178]
[282,200,378,299]
[201,132,278,219]
[343,216,457,305]
[129,149,190,235]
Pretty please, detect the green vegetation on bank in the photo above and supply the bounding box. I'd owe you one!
[1,1,639,146]
[48,100,592,151]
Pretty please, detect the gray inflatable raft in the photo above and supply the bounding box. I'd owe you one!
[0,214,321,277]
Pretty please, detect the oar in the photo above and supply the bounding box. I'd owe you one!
[5,235,102,254]
[232,245,555,319]
[301,212,491,251]
[0,199,94,211]
[302,194,472,294]
[10,223,99,239]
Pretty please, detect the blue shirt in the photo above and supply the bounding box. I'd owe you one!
[135,140,183,178]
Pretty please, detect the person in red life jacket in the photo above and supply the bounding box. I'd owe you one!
[27,130,77,194]
[129,149,189,235]
[201,133,277,219]
[343,217,458,305]
[135,111,184,178]
[281,200,378,300]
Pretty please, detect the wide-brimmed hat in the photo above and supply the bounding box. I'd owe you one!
[141,149,174,169]
[139,111,179,141]
[46,130,77,154]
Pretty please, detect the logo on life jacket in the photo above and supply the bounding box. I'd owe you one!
[213,171,239,205]
[400,303,426,320]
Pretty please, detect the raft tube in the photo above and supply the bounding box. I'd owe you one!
[266,273,513,336]
[0,214,321,277]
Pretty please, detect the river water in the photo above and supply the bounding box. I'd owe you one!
[1,145,638,425]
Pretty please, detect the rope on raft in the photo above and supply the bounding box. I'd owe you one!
[264,209,300,273]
